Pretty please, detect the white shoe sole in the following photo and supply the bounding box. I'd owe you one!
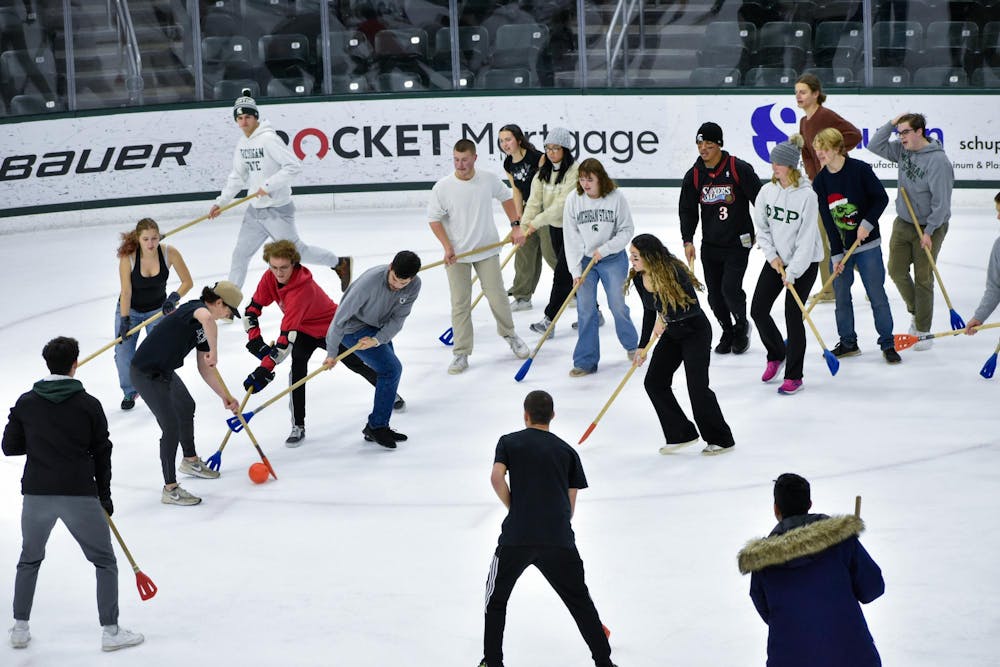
[701,445,735,456]
[659,439,699,454]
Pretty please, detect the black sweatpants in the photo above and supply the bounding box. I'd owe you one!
[644,314,734,446]
[482,544,613,667]
[130,367,197,485]
[289,334,378,426]
[750,262,819,381]
[543,227,575,321]
[701,244,750,332]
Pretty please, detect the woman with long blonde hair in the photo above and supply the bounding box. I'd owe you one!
[628,233,734,455]
[115,218,192,410]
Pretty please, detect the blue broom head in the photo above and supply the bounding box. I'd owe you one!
[514,357,533,382]
[823,349,840,376]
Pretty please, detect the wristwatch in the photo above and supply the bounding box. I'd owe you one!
[510,220,520,227]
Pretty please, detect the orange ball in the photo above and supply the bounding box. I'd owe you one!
[248,462,269,484]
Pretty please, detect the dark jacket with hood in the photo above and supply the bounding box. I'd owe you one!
[2,377,112,501]
[738,513,884,667]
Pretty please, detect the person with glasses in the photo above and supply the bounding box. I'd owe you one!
[241,240,404,447]
[868,112,954,349]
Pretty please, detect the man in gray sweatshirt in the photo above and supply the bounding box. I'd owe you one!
[325,251,421,448]
[965,192,1000,335]
[868,113,954,348]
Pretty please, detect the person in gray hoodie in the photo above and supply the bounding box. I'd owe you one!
[3,337,143,652]
[208,89,351,292]
[965,192,1000,336]
[750,135,824,395]
[867,113,954,348]
[325,251,421,449]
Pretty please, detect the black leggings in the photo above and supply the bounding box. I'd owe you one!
[644,314,734,446]
[750,262,819,381]
[543,227,575,321]
[289,333,377,426]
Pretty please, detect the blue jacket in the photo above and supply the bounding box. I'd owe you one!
[738,514,884,667]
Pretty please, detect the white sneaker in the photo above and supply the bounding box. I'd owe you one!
[510,297,532,312]
[161,485,201,506]
[908,317,917,335]
[285,425,305,447]
[102,624,144,652]
[529,316,553,335]
[448,354,469,375]
[178,457,220,479]
[9,620,29,648]
[913,331,933,351]
[658,438,699,455]
[504,335,530,359]
[701,444,734,456]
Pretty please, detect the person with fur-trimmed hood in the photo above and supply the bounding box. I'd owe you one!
[737,473,884,667]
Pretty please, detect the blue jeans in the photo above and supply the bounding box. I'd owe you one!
[114,303,162,397]
[342,327,402,429]
[832,246,895,350]
[572,251,638,372]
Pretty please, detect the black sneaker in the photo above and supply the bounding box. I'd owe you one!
[393,394,406,411]
[882,348,902,364]
[362,424,404,448]
[120,394,136,410]
[832,341,862,358]
[732,320,752,354]
[715,326,735,354]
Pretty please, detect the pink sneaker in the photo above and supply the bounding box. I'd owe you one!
[761,360,784,382]
[777,379,803,395]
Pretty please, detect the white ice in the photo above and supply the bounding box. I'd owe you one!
[1,192,998,666]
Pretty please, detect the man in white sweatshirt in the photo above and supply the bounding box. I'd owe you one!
[208,90,351,292]
[428,139,530,374]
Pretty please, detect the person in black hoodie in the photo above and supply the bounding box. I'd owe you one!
[3,337,143,652]
[627,233,734,455]
[738,473,884,667]
[679,122,763,355]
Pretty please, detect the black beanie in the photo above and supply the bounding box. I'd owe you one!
[774,473,811,517]
[696,122,724,146]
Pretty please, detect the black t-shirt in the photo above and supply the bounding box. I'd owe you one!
[494,428,588,547]
[503,148,543,202]
[131,300,211,373]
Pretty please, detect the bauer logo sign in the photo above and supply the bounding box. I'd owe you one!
[0,94,996,213]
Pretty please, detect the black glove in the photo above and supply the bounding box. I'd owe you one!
[161,291,180,315]
[117,317,131,344]
[100,496,113,517]
[243,366,275,393]
[246,337,273,360]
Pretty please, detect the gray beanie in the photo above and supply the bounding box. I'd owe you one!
[770,134,804,168]
[233,88,259,120]
[543,126,573,149]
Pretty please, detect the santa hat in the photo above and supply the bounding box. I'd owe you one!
[827,193,848,210]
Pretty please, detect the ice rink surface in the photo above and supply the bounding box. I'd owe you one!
[1,192,998,666]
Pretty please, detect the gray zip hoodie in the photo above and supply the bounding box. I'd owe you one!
[867,121,954,233]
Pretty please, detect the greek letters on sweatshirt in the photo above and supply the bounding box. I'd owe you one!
[973,236,1000,323]
[427,169,511,262]
[754,179,824,283]
[867,121,954,233]
[812,157,889,262]
[562,188,635,278]
[326,265,421,350]
[216,120,301,209]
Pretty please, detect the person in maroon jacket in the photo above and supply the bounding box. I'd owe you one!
[242,240,404,446]
[795,73,862,305]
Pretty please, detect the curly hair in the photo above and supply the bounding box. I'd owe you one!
[624,233,702,312]
[116,218,160,258]
[263,239,301,265]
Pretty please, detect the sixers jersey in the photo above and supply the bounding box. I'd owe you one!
[679,152,763,250]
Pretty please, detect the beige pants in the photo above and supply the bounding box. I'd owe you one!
[888,217,948,332]
[446,255,516,356]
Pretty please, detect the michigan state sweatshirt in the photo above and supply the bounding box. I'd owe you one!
[562,188,635,278]
[215,120,302,209]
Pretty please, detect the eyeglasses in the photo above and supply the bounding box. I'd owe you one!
[898,128,916,136]
[544,145,563,152]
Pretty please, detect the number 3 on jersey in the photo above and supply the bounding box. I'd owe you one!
[718,206,728,220]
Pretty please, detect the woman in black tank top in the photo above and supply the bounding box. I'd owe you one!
[114,218,193,410]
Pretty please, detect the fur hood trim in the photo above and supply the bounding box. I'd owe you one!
[738,515,864,574]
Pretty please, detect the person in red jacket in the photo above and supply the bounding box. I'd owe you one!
[242,240,404,446]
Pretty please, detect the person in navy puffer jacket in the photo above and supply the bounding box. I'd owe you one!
[738,473,884,667]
